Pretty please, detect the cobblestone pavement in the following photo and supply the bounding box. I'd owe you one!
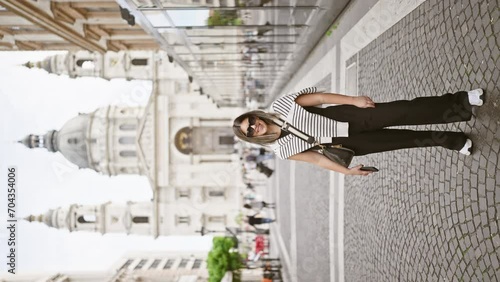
[345,0,500,281]
[270,73,335,282]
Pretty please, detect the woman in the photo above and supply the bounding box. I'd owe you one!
[244,214,276,228]
[233,87,484,176]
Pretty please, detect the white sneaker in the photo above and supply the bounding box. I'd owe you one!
[468,89,484,106]
[459,139,472,155]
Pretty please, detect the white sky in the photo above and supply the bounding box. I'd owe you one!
[0,51,212,276]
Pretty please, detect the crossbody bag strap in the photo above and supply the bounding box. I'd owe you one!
[271,115,342,151]
[271,115,316,144]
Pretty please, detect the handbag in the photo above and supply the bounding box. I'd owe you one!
[271,116,355,168]
[316,144,354,167]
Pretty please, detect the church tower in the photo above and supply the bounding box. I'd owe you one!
[25,195,238,236]
[25,201,153,235]
[24,50,163,81]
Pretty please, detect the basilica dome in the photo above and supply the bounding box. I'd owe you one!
[55,114,90,168]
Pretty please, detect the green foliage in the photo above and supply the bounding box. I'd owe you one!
[233,18,243,26]
[207,10,243,26]
[207,237,244,282]
[326,23,339,36]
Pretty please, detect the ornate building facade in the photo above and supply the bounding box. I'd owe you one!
[4,251,209,282]
[20,49,246,237]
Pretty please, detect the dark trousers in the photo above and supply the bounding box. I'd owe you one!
[304,91,472,156]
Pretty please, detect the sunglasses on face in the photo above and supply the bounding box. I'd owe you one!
[245,116,257,137]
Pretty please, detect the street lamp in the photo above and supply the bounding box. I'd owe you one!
[197,226,270,236]
[196,226,224,236]
[196,226,212,236]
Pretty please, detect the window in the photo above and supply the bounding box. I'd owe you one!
[149,259,161,269]
[134,259,147,270]
[76,59,93,68]
[204,61,216,67]
[119,124,136,131]
[132,216,149,224]
[120,259,133,270]
[131,58,148,66]
[120,150,137,157]
[77,215,96,224]
[207,215,225,223]
[178,258,189,268]
[219,136,235,145]
[192,259,202,269]
[208,190,225,197]
[163,259,175,269]
[176,216,190,225]
[67,138,79,144]
[119,136,135,144]
[177,189,191,199]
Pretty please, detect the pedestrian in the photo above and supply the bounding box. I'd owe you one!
[244,200,276,212]
[244,214,275,228]
[255,161,273,177]
[233,87,484,176]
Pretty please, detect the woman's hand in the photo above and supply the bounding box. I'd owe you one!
[353,96,375,108]
[347,165,374,176]
[290,152,374,176]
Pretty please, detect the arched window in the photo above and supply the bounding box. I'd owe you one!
[76,59,94,69]
[132,216,149,224]
[131,58,148,66]
[119,136,135,144]
[119,124,136,131]
[120,150,137,157]
[77,214,96,223]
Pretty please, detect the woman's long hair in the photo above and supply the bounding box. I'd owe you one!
[233,110,280,145]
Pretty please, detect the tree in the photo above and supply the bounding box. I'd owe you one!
[207,236,244,282]
[207,10,243,26]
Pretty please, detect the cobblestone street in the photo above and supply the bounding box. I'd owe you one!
[345,0,500,280]
[269,0,500,281]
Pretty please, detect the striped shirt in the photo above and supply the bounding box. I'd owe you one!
[270,87,349,159]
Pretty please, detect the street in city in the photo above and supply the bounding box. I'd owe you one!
[262,0,500,281]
